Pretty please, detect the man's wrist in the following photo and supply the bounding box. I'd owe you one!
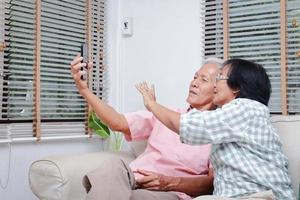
[80,88,91,97]
[162,176,181,191]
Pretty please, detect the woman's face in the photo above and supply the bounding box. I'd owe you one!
[213,65,238,106]
[186,63,218,110]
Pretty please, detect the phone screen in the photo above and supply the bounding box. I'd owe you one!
[81,43,88,63]
[80,43,88,80]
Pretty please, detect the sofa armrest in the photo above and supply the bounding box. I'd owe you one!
[29,151,135,200]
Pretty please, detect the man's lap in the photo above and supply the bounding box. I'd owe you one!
[84,157,180,200]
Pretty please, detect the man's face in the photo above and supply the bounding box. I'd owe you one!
[186,63,218,110]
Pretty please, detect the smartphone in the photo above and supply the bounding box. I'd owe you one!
[80,43,88,80]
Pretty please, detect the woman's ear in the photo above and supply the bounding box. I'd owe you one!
[232,89,240,97]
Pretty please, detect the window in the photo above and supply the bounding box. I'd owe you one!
[0,0,107,141]
[204,0,300,114]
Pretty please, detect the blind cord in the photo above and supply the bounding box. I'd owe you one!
[0,127,12,189]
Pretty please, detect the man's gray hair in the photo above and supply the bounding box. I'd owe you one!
[202,57,224,69]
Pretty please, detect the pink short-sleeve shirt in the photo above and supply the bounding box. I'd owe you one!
[124,109,211,200]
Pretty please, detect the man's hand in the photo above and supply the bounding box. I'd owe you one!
[70,54,93,94]
[135,169,180,191]
[135,82,156,111]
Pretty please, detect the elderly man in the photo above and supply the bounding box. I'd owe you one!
[70,56,223,200]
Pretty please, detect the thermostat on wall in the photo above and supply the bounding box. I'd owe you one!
[122,17,133,36]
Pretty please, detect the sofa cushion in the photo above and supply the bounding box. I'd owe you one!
[29,160,64,200]
[271,115,300,199]
[29,151,135,200]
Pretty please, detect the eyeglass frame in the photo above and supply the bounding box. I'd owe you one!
[215,73,229,82]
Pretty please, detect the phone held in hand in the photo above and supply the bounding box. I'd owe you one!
[80,43,88,80]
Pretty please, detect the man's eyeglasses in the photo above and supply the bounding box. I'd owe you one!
[216,74,229,82]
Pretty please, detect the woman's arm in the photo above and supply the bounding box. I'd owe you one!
[136,169,214,197]
[70,55,130,136]
[136,82,181,134]
[136,82,251,145]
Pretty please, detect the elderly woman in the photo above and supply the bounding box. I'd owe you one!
[136,59,295,200]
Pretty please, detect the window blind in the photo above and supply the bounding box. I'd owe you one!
[287,0,300,113]
[90,0,108,101]
[0,0,107,140]
[204,1,224,58]
[0,0,5,126]
[40,0,86,121]
[204,0,300,114]
[3,0,35,120]
[39,0,87,136]
[228,0,282,112]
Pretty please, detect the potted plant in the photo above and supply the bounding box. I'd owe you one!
[88,111,123,151]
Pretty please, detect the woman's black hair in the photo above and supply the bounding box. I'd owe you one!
[223,59,271,106]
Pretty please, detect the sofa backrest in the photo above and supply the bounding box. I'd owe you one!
[271,115,300,198]
[129,115,300,198]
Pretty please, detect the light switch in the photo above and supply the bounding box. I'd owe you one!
[122,17,133,36]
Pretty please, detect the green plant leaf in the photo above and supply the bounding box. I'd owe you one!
[88,111,110,139]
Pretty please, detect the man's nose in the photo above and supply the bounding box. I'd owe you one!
[192,81,198,88]
[213,81,217,89]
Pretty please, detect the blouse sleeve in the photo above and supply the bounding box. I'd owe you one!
[124,110,156,141]
[179,99,251,145]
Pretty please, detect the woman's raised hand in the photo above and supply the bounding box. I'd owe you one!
[70,54,93,94]
[136,81,156,111]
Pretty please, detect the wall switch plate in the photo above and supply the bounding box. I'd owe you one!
[122,17,133,36]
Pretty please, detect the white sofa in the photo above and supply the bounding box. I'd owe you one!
[29,115,300,200]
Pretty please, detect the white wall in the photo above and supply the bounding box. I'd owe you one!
[0,0,203,199]
[111,0,203,112]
